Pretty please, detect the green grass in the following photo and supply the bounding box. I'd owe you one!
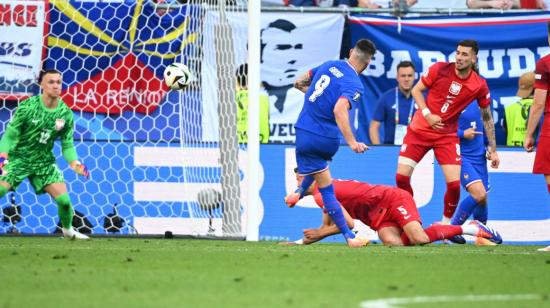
[1,238,549,308]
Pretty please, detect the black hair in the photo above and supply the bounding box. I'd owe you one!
[38,69,61,83]
[355,39,377,57]
[236,63,248,88]
[457,39,479,55]
[397,60,415,71]
[260,19,298,63]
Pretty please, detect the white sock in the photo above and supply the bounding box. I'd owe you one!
[441,216,451,224]
[461,224,478,236]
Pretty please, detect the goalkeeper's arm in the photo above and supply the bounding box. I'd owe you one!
[0,126,18,174]
[61,139,89,179]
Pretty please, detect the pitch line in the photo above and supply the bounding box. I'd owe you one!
[360,294,541,308]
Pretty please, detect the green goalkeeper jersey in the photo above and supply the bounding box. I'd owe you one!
[1,95,76,167]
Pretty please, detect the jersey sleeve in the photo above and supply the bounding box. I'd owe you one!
[476,79,491,108]
[60,111,78,163]
[420,62,441,88]
[309,63,322,80]
[535,58,549,90]
[340,82,363,109]
[372,94,386,122]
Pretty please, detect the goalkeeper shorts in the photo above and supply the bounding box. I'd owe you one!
[0,159,65,194]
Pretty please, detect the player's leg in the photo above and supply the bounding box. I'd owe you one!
[396,131,431,196]
[32,164,89,240]
[436,139,462,223]
[295,129,363,246]
[43,182,89,240]
[313,169,360,244]
[539,174,550,251]
[378,225,404,246]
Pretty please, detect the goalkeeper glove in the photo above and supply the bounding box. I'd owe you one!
[0,153,7,176]
[70,160,89,179]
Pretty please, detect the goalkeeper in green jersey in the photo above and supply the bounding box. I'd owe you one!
[0,69,90,240]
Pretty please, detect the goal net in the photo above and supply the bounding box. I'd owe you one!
[0,0,254,238]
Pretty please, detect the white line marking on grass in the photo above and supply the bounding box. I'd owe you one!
[360,294,541,308]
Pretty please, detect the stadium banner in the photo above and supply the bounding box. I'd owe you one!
[45,0,197,115]
[3,143,548,245]
[349,13,550,145]
[0,0,46,99]
[201,12,344,143]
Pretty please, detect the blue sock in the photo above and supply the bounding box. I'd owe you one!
[451,195,478,226]
[296,175,314,198]
[473,204,488,225]
[319,184,355,240]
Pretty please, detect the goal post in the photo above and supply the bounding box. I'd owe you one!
[0,0,261,240]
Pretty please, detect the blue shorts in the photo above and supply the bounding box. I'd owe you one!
[460,157,490,191]
[295,128,339,175]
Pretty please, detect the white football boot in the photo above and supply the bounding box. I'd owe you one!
[62,227,90,240]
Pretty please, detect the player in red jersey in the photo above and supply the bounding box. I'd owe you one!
[524,22,550,252]
[283,171,502,246]
[395,40,500,224]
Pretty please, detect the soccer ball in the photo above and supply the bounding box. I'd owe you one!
[163,63,192,90]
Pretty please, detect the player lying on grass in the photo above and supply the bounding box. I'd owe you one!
[283,169,502,246]
[0,69,89,240]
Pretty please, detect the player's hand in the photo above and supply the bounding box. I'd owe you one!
[523,136,535,152]
[350,141,369,153]
[487,151,500,169]
[463,128,483,140]
[346,236,369,248]
[303,228,325,243]
[426,114,444,130]
[70,161,89,179]
[0,153,7,176]
[284,192,300,208]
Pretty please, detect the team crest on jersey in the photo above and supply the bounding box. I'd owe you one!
[449,81,462,96]
[463,173,469,180]
[353,92,361,101]
[55,119,65,131]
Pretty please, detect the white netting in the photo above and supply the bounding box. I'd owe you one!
[0,0,250,238]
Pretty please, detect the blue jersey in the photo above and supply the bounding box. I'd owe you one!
[295,60,364,139]
[458,101,488,160]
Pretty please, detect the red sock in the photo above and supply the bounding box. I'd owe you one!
[424,225,463,242]
[396,174,414,196]
[443,181,461,219]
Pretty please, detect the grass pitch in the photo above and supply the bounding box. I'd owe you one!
[1,237,549,308]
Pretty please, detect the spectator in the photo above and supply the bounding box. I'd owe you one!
[369,61,417,145]
[504,72,535,146]
[466,0,520,9]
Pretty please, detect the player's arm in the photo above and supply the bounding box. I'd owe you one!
[334,98,368,153]
[0,103,27,172]
[302,207,355,245]
[61,116,89,179]
[524,88,546,152]
[411,79,443,130]
[480,105,499,168]
[369,120,381,144]
[294,71,312,93]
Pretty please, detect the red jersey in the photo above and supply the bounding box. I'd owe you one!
[410,62,491,138]
[313,179,397,228]
[534,54,550,137]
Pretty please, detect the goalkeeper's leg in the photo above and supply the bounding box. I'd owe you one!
[44,183,89,240]
[0,183,9,199]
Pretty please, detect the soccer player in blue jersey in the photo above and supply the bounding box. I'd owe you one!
[285,39,376,248]
[449,100,500,244]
